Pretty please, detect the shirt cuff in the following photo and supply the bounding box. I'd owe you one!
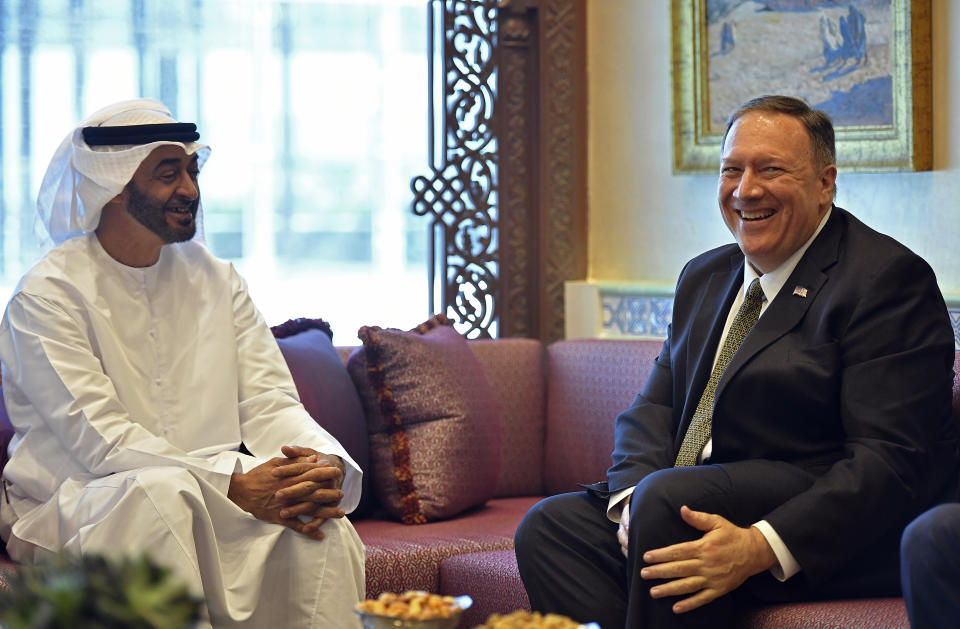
[753,519,801,581]
[607,487,635,523]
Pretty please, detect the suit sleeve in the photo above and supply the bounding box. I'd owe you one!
[763,252,957,584]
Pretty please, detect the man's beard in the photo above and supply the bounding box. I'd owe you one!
[125,183,198,244]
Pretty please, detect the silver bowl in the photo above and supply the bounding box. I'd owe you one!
[355,595,472,629]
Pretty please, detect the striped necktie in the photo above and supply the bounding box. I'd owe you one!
[674,278,765,467]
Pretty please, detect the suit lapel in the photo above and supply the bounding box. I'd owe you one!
[715,209,844,398]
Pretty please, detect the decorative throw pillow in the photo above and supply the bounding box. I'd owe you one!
[347,314,501,524]
[271,317,374,518]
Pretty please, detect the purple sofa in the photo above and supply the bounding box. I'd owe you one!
[340,338,960,629]
[2,335,958,629]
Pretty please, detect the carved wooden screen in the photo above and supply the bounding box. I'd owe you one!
[411,0,585,342]
[412,0,499,339]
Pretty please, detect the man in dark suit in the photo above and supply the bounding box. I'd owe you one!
[514,95,958,629]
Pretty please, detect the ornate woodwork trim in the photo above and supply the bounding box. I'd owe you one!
[497,2,536,338]
[538,0,586,343]
[412,0,586,343]
[412,0,499,339]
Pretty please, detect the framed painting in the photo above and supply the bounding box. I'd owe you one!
[671,0,931,173]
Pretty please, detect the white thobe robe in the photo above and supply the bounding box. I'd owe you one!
[0,234,365,628]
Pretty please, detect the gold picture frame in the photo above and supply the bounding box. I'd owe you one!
[671,0,931,174]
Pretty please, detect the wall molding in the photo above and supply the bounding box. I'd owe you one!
[497,0,587,344]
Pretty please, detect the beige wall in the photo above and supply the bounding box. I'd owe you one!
[587,0,960,299]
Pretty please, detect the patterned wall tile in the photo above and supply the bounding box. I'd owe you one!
[601,294,673,339]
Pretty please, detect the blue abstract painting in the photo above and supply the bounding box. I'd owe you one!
[706,0,893,129]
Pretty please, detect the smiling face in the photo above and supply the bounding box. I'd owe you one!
[124,145,201,244]
[718,111,837,274]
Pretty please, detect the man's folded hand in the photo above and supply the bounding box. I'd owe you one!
[228,445,347,540]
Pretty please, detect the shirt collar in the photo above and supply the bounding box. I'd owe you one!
[744,206,832,303]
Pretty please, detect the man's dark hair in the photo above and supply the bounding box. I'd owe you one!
[721,95,836,176]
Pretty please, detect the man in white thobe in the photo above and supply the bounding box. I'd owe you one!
[0,99,366,628]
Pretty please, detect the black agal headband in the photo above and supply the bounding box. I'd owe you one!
[82,123,200,147]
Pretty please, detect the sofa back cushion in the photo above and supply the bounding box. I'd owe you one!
[543,343,960,497]
[543,339,664,496]
[469,338,546,497]
[272,320,375,517]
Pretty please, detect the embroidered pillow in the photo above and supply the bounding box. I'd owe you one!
[346,315,501,524]
[272,318,374,518]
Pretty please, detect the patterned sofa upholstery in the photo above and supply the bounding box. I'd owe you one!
[345,337,960,628]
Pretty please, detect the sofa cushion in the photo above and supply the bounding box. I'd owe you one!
[355,496,540,599]
[544,340,663,495]
[468,339,546,497]
[347,315,501,524]
[439,550,531,629]
[735,597,908,629]
[271,318,373,517]
[436,551,909,629]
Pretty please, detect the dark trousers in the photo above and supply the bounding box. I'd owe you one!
[900,503,960,629]
[514,461,901,629]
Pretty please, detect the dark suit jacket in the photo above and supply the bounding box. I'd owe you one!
[605,207,958,586]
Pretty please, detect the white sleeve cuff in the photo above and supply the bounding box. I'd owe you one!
[753,519,801,581]
[606,487,636,523]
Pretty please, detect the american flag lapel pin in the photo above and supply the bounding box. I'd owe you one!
[792,286,808,298]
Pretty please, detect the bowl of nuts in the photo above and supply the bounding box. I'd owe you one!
[354,590,472,629]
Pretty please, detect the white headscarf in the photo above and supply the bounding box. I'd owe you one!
[37,98,211,246]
